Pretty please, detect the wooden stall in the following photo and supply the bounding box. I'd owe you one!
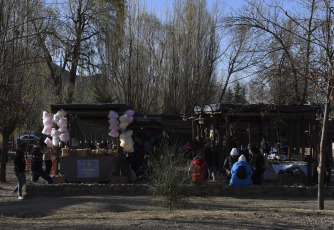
[50,104,192,183]
[189,103,321,184]
[50,103,132,182]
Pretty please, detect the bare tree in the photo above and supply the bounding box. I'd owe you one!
[163,0,220,114]
[225,0,334,210]
[35,0,125,103]
[0,0,44,182]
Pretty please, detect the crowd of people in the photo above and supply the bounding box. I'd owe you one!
[11,134,331,199]
[187,143,267,186]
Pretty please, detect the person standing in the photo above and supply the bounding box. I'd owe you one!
[249,145,265,185]
[12,144,26,199]
[230,155,253,186]
[42,143,53,175]
[31,143,53,184]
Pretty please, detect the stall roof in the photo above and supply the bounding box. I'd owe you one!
[194,103,320,117]
[50,103,132,118]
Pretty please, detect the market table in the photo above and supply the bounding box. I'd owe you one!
[264,161,310,181]
[60,156,116,182]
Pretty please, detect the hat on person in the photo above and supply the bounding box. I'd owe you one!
[195,150,204,158]
[238,155,246,162]
[230,148,239,156]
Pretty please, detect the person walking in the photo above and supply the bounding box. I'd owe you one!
[12,144,27,199]
[230,155,253,186]
[31,143,53,184]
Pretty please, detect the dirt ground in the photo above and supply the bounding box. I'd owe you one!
[1,162,334,229]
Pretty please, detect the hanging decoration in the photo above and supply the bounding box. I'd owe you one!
[42,109,70,147]
[108,109,135,153]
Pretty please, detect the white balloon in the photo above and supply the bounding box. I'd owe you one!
[125,130,133,138]
[119,133,126,141]
[119,115,128,123]
[58,109,67,118]
[52,137,59,146]
[119,121,128,130]
[123,145,134,153]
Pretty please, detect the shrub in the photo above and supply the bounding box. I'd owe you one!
[147,141,208,211]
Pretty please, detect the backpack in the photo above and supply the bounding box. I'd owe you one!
[236,165,248,179]
[192,164,206,183]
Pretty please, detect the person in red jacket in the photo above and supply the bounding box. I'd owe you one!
[188,151,210,184]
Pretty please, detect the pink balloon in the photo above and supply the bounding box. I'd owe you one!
[108,130,119,137]
[44,137,52,147]
[124,109,135,117]
[108,110,119,119]
[43,119,53,127]
[126,116,133,125]
[42,126,52,135]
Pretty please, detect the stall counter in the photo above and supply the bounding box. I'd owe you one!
[60,156,116,182]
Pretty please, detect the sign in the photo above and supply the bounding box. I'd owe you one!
[77,160,99,178]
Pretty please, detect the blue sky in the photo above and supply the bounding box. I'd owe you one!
[141,0,245,17]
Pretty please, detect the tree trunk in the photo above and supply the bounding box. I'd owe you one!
[318,100,330,210]
[0,134,10,182]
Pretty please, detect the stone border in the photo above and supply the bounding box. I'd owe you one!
[25,182,334,198]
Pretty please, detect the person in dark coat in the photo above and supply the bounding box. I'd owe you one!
[12,144,26,199]
[249,145,265,185]
[222,148,239,183]
[31,143,53,184]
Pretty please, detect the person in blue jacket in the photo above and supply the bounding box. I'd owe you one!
[230,155,253,186]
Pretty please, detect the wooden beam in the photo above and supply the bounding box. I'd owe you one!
[301,116,305,161]
[288,116,292,158]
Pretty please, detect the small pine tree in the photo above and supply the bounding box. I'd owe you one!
[147,141,208,211]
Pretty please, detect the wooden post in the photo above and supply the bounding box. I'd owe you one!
[260,119,263,146]
[248,123,251,144]
[115,136,120,176]
[306,151,312,186]
[197,124,200,144]
[191,120,195,142]
[288,116,292,158]
[301,116,305,161]
[226,115,231,157]
[54,146,60,175]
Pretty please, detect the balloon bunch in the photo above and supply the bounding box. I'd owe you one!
[42,109,70,147]
[108,110,120,138]
[108,109,135,153]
